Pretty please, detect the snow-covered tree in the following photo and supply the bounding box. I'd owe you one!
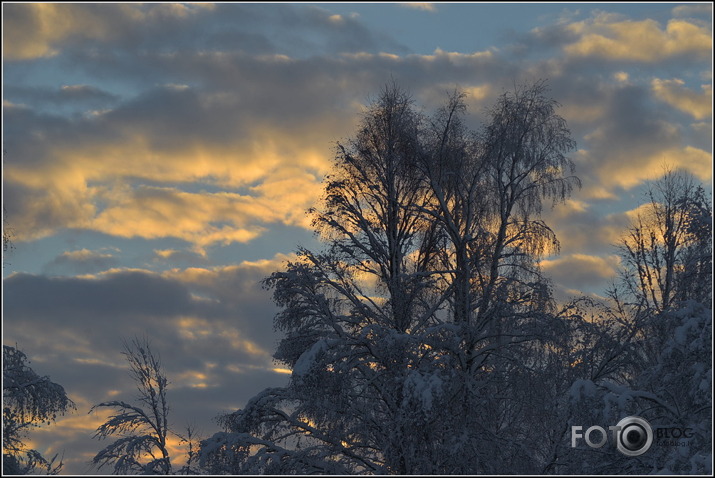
[202,83,443,474]
[555,300,712,475]
[552,170,712,474]
[3,345,74,475]
[200,81,581,474]
[618,169,712,312]
[90,338,173,474]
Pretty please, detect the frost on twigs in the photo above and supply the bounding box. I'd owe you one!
[3,345,74,475]
[199,83,710,474]
[89,337,172,475]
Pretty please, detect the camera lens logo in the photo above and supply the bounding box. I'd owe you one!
[615,416,653,456]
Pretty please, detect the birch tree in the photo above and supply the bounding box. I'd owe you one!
[90,338,172,474]
[200,81,580,474]
[552,170,712,474]
[415,82,580,472]
[618,169,712,312]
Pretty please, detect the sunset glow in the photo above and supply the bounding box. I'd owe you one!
[3,2,712,474]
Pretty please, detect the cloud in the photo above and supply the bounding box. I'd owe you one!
[43,248,119,274]
[3,83,341,247]
[3,270,195,323]
[671,4,713,19]
[85,175,323,252]
[153,248,209,264]
[2,3,712,474]
[562,14,711,62]
[5,32,710,251]
[651,78,712,120]
[561,80,712,196]
[578,145,712,194]
[4,253,291,366]
[3,254,292,473]
[2,42,506,250]
[3,3,408,62]
[2,3,221,60]
[89,186,268,252]
[541,253,621,293]
[543,200,632,257]
[3,85,119,116]
[400,3,438,13]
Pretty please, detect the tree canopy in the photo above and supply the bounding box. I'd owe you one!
[197,81,711,475]
[3,345,74,475]
[199,81,591,474]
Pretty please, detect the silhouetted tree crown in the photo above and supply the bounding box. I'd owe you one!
[3,345,74,475]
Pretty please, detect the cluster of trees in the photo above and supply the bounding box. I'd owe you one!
[2,81,711,475]
[3,338,202,476]
[194,82,711,474]
[199,81,581,474]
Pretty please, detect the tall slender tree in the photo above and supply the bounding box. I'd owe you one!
[90,338,172,475]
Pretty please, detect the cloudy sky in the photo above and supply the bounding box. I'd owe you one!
[2,2,712,474]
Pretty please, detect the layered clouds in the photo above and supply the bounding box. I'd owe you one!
[2,3,712,474]
[4,255,291,472]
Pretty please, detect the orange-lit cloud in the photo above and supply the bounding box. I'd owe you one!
[89,186,268,252]
[563,15,711,62]
[652,78,712,120]
[4,79,349,249]
[3,258,293,472]
[423,47,494,64]
[576,103,712,197]
[174,316,269,359]
[3,3,212,60]
[43,248,119,275]
[4,4,712,475]
[541,253,621,289]
[598,146,711,190]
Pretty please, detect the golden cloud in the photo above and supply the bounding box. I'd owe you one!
[162,253,294,293]
[564,15,711,62]
[3,3,210,60]
[88,187,266,250]
[617,146,711,188]
[578,137,712,194]
[540,253,621,284]
[613,71,630,83]
[5,115,332,248]
[652,78,713,120]
[423,48,494,64]
[154,249,179,259]
[57,248,115,261]
[623,202,655,222]
[174,316,270,357]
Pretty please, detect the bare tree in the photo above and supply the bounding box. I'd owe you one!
[3,206,16,267]
[90,337,172,474]
[550,169,712,474]
[3,345,74,475]
[618,168,712,312]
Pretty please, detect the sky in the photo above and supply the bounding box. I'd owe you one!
[2,2,712,474]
